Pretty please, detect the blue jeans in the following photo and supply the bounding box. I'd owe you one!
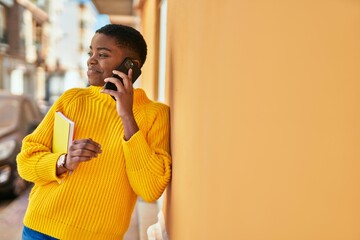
[22,226,59,240]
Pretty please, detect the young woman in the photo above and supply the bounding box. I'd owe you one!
[17,24,171,240]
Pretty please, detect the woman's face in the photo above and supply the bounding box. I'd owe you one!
[87,33,135,86]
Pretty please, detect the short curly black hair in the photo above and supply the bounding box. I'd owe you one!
[95,24,147,67]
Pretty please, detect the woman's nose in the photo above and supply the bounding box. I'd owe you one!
[87,55,97,65]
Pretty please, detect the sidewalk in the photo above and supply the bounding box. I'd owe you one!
[0,187,29,239]
[0,187,157,240]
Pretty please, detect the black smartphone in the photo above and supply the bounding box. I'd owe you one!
[103,57,142,100]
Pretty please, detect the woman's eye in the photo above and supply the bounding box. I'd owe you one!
[99,53,108,58]
[87,51,108,58]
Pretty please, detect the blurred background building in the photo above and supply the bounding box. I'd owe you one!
[0,0,107,112]
[44,0,97,104]
[0,0,48,99]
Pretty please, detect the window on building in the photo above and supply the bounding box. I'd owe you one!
[11,68,25,95]
[0,4,7,42]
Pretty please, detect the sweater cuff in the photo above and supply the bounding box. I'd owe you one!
[122,131,165,174]
[35,153,68,184]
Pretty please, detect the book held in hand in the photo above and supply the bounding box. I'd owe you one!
[53,111,74,153]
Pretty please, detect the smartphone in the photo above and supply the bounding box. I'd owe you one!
[103,57,142,100]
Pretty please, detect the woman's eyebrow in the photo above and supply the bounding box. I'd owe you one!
[89,46,112,52]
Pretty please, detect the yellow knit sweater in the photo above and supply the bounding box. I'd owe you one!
[16,86,171,240]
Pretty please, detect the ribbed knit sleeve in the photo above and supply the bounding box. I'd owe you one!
[16,89,79,185]
[123,102,171,202]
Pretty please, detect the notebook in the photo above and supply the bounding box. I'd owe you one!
[52,111,74,153]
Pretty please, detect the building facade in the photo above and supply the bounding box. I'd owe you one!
[0,0,47,101]
[0,0,99,110]
[44,0,98,104]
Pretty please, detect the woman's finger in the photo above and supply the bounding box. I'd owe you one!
[122,68,133,89]
[71,139,102,153]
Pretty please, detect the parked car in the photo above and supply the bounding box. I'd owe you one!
[0,92,43,197]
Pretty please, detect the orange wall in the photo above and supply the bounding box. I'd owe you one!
[138,0,160,100]
[166,1,360,239]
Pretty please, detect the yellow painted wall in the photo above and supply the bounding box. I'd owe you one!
[165,1,360,239]
[138,0,160,100]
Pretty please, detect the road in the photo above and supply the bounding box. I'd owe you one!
[0,187,30,239]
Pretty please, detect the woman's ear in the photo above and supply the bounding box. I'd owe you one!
[132,59,141,68]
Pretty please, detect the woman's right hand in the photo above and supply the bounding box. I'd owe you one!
[65,138,102,171]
